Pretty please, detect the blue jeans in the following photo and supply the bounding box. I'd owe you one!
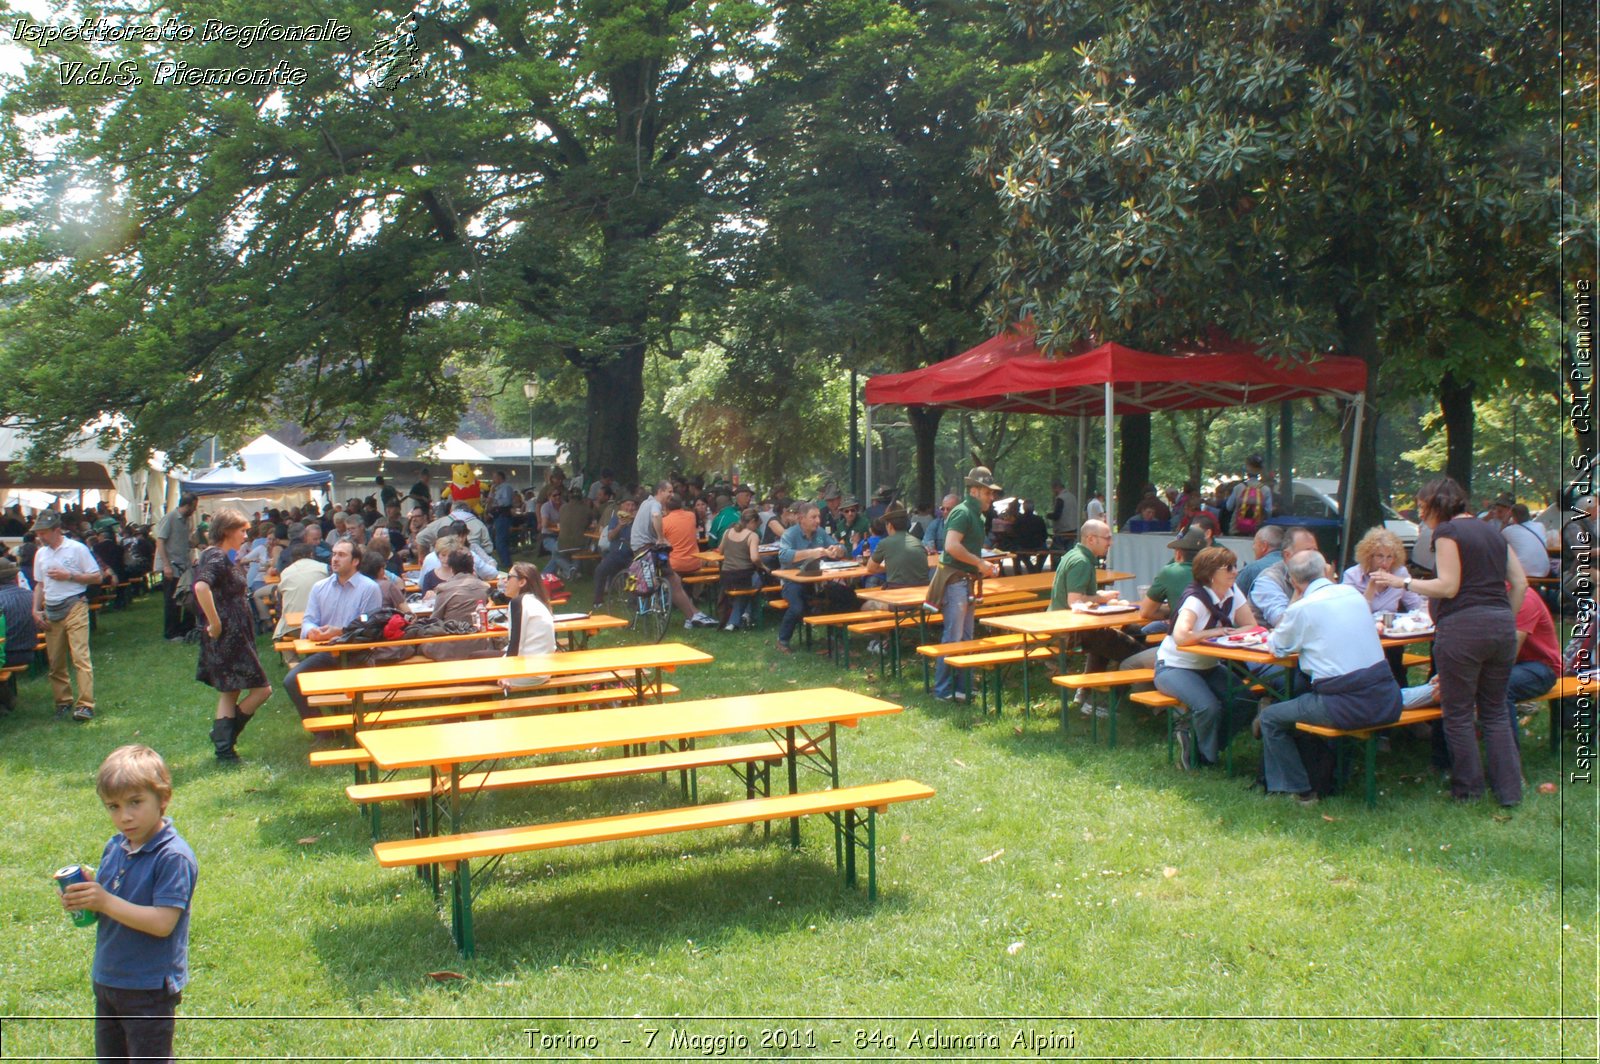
[1505,660,1556,749]
[777,581,812,644]
[285,652,337,719]
[1154,661,1235,763]
[492,512,513,570]
[726,571,760,628]
[1258,691,1336,794]
[933,579,976,699]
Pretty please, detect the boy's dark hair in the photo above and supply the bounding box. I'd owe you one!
[97,745,173,804]
[447,548,475,576]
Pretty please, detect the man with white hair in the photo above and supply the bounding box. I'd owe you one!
[1247,526,1321,628]
[1259,550,1402,802]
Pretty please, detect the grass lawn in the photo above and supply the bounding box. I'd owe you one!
[1,577,1593,1061]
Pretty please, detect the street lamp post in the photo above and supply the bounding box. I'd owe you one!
[523,379,540,488]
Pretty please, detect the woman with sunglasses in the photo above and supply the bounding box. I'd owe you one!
[1153,546,1257,770]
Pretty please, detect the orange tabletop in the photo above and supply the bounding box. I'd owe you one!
[358,686,901,771]
[263,573,281,585]
[772,564,871,584]
[980,607,1147,637]
[283,611,303,628]
[696,550,724,564]
[296,642,714,700]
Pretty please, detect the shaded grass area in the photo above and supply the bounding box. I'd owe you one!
[0,581,1592,1060]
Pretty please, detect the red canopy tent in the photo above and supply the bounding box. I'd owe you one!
[863,323,1369,554]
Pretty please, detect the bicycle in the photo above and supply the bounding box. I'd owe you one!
[604,546,673,643]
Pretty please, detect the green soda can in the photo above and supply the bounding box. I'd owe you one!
[54,865,99,927]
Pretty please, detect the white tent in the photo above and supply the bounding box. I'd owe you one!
[309,439,402,502]
[235,433,314,465]
[0,418,176,521]
[418,435,493,465]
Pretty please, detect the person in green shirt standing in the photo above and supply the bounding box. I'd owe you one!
[931,468,1004,702]
[1049,519,1145,711]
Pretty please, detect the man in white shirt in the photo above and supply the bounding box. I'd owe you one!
[1501,504,1550,578]
[29,511,103,720]
[1085,490,1106,523]
[1259,551,1403,800]
[1048,480,1080,549]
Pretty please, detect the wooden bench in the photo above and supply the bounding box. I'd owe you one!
[1293,677,1580,806]
[373,779,935,956]
[941,644,1058,716]
[1051,668,1156,745]
[850,596,1044,679]
[803,609,893,665]
[348,737,816,842]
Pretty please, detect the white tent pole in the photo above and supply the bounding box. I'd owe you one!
[1075,414,1087,525]
[1340,393,1366,571]
[1103,383,1115,528]
[864,405,874,500]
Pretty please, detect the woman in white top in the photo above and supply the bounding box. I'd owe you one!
[1153,546,1257,769]
[500,562,557,689]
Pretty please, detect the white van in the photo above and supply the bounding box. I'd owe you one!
[1287,479,1419,551]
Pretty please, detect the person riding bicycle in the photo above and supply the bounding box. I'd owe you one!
[629,480,718,629]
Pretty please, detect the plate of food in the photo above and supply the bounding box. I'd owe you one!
[1381,612,1434,637]
[1206,627,1269,649]
[1070,599,1137,615]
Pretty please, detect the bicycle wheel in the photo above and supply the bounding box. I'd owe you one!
[641,578,673,643]
[604,571,644,635]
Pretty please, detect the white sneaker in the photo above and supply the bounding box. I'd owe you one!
[723,623,736,632]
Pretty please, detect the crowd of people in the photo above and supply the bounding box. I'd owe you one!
[2,458,1592,799]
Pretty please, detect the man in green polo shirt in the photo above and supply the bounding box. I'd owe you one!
[866,508,928,589]
[1049,519,1144,710]
[932,467,1003,702]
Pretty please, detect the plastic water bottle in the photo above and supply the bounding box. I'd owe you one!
[475,602,489,631]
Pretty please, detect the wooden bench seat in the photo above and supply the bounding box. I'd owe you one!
[309,747,376,769]
[1401,652,1430,669]
[1049,668,1156,743]
[913,633,1028,659]
[1290,677,1580,807]
[302,683,683,733]
[847,595,1041,636]
[374,779,935,955]
[347,737,804,808]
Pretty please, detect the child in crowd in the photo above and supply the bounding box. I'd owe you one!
[60,745,198,1064]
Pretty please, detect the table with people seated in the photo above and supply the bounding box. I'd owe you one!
[290,613,629,661]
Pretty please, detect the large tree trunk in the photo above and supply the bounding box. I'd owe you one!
[907,405,944,510]
[581,348,645,487]
[1116,413,1151,527]
[1335,303,1385,561]
[1438,370,1476,494]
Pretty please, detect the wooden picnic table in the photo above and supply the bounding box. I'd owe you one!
[358,686,902,845]
[979,606,1154,724]
[1183,629,1435,701]
[296,642,714,727]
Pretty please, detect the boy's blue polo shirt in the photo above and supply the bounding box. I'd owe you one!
[92,818,197,993]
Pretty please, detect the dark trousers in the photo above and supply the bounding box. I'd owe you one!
[94,982,179,1064]
[1434,606,1521,804]
[491,512,513,570]
[284,652,337,719]
[590,541,632,607]
[1078,626,1144,674]
[160,571,192,640]
[778,581,811,645]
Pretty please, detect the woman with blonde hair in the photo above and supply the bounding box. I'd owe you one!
[192,507,272,761]
[1343,527,1425,615]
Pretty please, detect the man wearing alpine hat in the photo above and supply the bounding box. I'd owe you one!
[929,467,1004,703]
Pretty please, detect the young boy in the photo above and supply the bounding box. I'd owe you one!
[60,745,198,1064]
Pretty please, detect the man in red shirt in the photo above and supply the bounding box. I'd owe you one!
[1507,587,1561,745]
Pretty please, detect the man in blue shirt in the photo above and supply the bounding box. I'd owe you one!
[1260,551,1402,800]
[921,493,958,553]
[1234,526,1286,598]
[284,540,381,719]
[774,503,846,653]
[1247,526,1318,628]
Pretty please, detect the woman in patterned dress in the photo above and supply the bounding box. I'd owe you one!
[192,508,273,761]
